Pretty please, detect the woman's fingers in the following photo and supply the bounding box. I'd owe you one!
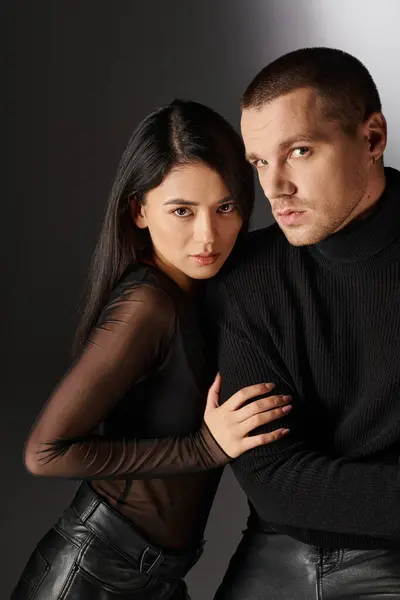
[224,382,276,411]
[203,379,292,458]
[205,373,222,411]
[212,372,221,391]
[242,428,290,451]
[236,394,292,423]
[239,404,292,434]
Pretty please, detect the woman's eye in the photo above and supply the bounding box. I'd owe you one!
[174,208,191,217]
[291,147,310,158]
[218,203,237,213]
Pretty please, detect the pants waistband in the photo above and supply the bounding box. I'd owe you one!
[69,481,204,579]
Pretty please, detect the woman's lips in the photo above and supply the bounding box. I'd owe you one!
[191,254,220,266]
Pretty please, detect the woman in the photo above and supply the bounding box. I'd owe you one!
[11,99,291,600]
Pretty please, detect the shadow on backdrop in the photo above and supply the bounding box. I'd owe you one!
[7,1,400,598]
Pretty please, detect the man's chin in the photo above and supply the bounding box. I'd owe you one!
[280,225,326,247]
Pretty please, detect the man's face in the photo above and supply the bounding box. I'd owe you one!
[241,88,372,245]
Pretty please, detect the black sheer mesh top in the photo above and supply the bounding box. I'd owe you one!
[26,263,229,548]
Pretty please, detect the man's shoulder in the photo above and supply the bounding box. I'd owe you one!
[247,223,286,255]
[205,224,289,303]
[223,223,291,277]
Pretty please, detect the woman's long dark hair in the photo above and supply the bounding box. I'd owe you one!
[73,99,255,355]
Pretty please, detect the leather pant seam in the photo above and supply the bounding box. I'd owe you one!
[59,532,95,600]
[316,550,323,600]
[52,524,82,550]
[338,547,344,567]
[83,519,141,565]
[321,549,342,575]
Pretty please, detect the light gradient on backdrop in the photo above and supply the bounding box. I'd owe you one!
[242,0,400,172]
[6,1,400,598]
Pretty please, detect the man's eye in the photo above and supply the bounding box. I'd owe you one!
[254,159,268,168]
[291,147,310,158]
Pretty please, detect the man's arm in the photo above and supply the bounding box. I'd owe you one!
[208,276,400,538]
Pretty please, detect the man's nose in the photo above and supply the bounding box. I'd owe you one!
[259,165,296,201]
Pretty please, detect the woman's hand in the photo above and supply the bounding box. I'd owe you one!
[204,373,291,458]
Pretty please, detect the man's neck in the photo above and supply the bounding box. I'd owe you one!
[313,166,400,263]
[338,166,386,232]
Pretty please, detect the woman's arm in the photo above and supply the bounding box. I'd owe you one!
[24,279,289,480]
[24,281,230,479]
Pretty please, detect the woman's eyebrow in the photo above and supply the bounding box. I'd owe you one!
[163,196,233,206]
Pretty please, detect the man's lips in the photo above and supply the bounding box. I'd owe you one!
[275,208,307,225]
[276,207,305,216]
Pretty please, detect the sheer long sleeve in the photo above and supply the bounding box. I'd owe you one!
[24,280,229,479]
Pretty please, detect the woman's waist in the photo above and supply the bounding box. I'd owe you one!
[90,470,222,549]
[51,481,207,582]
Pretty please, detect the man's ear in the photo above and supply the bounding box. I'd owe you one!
[130,197,148,229]
[364,112,387,164]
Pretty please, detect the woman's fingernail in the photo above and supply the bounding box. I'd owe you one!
[265,383,276,390]
[282,405,292,413]
[282,395,292,402]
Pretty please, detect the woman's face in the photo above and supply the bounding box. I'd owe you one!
[134,162,243,289]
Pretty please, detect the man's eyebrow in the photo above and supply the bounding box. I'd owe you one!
[246,133,328,162]
[163,196,233,206]
[246,152,261,163]
[277,133,326,150]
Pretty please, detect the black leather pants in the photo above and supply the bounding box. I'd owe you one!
[214,530,400,599]
[10,482,202,600]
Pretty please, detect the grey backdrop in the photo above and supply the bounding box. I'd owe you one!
[7,1,400,597]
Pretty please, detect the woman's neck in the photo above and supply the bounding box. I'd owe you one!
[141,254,197,295]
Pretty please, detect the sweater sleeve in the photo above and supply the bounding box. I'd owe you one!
[24,280,229,480]
[206,275,400,538]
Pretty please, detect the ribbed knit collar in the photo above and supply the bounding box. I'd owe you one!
[312,167,400,263]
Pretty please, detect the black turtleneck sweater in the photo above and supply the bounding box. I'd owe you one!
[207,166,400,550]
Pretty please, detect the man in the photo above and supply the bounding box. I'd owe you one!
[208,47,400,598]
